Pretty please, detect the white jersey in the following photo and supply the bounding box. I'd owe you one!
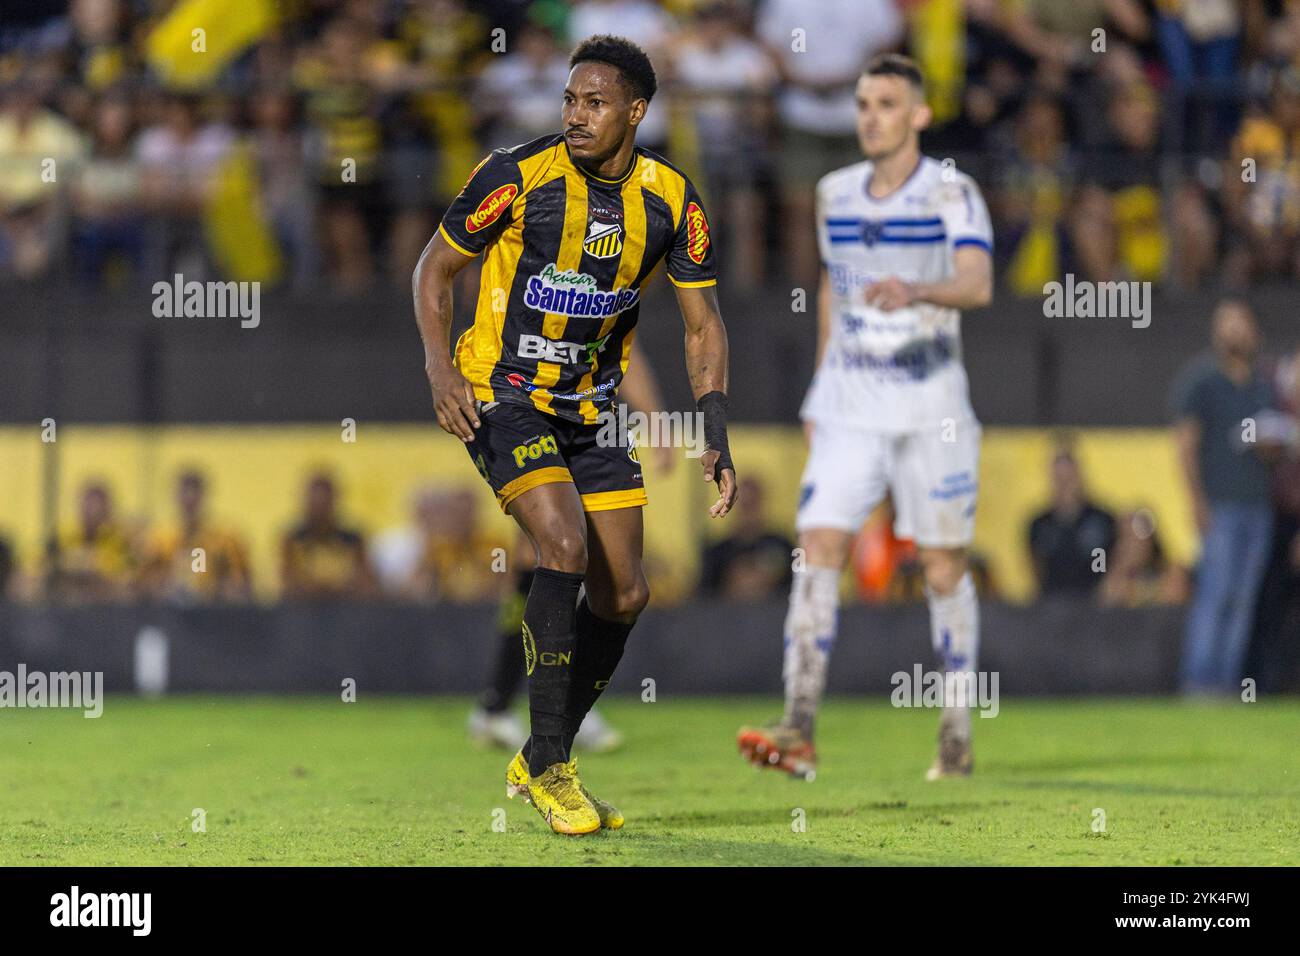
[800,156,992,433]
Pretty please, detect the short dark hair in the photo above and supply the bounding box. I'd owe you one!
[569,34,657,103]
[863,53,924,93]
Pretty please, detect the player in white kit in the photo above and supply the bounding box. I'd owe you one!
[738,54,993,781]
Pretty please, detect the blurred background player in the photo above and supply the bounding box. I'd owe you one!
[466,341,674,752]
[738,53,993,781]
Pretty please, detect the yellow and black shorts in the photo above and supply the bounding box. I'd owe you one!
[464,400,647,514]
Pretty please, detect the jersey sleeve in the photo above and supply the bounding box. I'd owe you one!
[938,174,993,256]
[666,178,717,288]
[438,149,524,257]
[814,177,833,267]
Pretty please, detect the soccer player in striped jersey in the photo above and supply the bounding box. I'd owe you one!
[414,35,737,835]
[738,54,994,782]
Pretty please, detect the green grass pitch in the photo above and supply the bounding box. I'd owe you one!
[1,695,1296,865]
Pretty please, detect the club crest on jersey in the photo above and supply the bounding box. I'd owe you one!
[684,201,710,264]
[465,183,517,233]
[583,220,623,259]
[859,219,886,247]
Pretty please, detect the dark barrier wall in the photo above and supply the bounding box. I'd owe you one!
[0,600,1183,695]
[6,284,1298,427]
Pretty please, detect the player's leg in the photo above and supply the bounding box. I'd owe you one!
[462,403,599,834]
[507,409,648,828]
[916,545,978,779]
[566,504,645,758]
[504,481,604,833]
[467,551,532,750]
[893,421,982,779]
[506,482,588,769]
[738,424,889,779]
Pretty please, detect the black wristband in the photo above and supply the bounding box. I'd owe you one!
[696,390,734,477]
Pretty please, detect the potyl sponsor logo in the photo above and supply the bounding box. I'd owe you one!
[512,433,559,468]
[465,183,518,233]
[684,200,709,264]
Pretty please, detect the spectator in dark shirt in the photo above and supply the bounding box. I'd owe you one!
[1171,299,1281,694]
[699,476,794,600]
[1027,447,1116,596]
[281,471,376,600]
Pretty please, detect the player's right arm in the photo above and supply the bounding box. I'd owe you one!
[413,150,523,441]
[413,231,480,441]
[815,265,831,369]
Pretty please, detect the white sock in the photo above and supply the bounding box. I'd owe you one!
[926,571,979,740]
[782,566,840,739]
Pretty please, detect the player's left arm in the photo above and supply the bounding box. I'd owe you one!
[868,174,994,312]
[666,180,736,517]
[675,282,737,518]
[865,246,992,312]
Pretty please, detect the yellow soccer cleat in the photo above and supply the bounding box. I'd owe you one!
[506,751,623,830]
[523,758,601,836]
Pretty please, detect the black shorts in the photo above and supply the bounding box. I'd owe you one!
[464,400,647,513]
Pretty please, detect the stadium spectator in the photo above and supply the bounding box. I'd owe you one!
[136,92,234,279]
[1154,0,1243,154]
[69,92,143,286]
[698,476,794,600]
[1002,0,1150,88]
[1027,448,1117,597]
[1224,67,1300,285]
[756,0,905,283]
[46,481,136,604]
[475,20,571,150]
[0,76,87,281]
[1171,299,1281,694]
[673,1,778,286]
[1071,80,1175,284]
[992,91,1075,294]
[1097,508,1191,607]
[248,86,318,290]
[370,485,509,603]
[281,471,377,600]
[141,470,252,604]
[295,16,385,290]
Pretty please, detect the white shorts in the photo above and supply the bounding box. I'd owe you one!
[795,418,981,547]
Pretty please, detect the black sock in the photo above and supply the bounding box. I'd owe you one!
[480,570,534,713]
[565,596,635,742]
[523,566,584,776]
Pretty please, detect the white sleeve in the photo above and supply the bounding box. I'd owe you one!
[938,175,993,255]
[814,179,832,267]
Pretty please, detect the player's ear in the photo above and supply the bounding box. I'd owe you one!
[911,100,933,133]
[628,98,647,128]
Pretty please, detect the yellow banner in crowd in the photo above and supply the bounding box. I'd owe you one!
[146,0,278,89]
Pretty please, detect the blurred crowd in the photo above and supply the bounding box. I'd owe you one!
[5,0,1300,291]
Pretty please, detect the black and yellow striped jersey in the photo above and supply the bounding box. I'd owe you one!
[438,132,717,424]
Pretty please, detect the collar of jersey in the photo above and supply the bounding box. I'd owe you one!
[562,142,639,185]
[863,155,925,203]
